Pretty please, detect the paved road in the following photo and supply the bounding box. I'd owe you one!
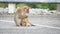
[0,14,60,34]
[0,14,60,27]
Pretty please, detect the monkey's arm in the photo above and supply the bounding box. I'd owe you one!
[14,10,20,23]
[14,13,20,26]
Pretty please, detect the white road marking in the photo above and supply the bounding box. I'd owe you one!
[0,20,14,22]
[34,24,60,29]
[0,20,60,29]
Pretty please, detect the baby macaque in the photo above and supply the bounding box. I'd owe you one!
[14,6,32,26]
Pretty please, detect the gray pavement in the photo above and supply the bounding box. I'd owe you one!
[0,14,60,34]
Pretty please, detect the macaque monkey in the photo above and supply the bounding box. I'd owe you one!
[14,6,32,26]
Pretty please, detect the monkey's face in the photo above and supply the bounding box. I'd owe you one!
[23,7,29,13]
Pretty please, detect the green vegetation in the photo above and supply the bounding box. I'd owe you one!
[16,3,26,8]
[0,3,8,8]
[17,3,57,10]
[0,3,57,10]
[48,4,57,10]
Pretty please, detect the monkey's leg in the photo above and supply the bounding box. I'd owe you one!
[20,18,26,26]
[20,16,32,26]
[24,17,32,26]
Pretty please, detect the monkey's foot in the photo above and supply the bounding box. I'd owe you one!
[20,22,34,27]
[16,24,20,27]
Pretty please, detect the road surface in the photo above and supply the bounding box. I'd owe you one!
[0,14,60,34]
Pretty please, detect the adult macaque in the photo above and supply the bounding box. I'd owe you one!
[14,6,32,26]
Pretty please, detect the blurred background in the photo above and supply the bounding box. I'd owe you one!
[0,3,58,15]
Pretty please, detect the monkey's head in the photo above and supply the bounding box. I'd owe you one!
[22,6,29,13]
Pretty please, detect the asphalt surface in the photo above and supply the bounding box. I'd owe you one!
[0,14,60,34]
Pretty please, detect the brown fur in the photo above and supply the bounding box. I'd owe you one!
[14,6,32,26]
